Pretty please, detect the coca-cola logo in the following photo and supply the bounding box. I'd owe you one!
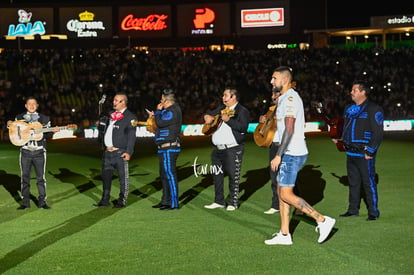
[121,14,168,31]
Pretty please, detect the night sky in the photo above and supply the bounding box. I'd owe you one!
[325,0,413,28]
[3,0,414,30]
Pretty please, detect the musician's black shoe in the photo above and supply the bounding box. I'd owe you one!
[366,215,379,221]
[93,201,110,207]
[17,205,30,210]
[152,202,166,208]
[113,203,126,209]
[339,212,359,217]
[39,203,51,209]
[159,205,179,210]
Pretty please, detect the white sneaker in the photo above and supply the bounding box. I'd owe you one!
[264,232,293,245]
[316,216,336,243]
[264,208,280,214]
[204,203,225,209]
[226,205,236,211]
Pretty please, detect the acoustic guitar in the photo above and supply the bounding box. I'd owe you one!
[314,102,345,152]
[131,117,156,133]
[9,121,77,146]
[254,105,277,147]
[202,108,236,136]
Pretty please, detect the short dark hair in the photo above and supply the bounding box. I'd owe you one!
[223,87,239,100]
[162,89,176,103]
[25,96,38,104]
[353,80,370,96]
[162,89,174,95]
[274,66,293,82]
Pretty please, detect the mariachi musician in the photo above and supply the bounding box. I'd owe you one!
[203,87,249,211]
[148,89,182,210]
[7,96,58,210]
[258,90,282,214]
[94,92,138,208]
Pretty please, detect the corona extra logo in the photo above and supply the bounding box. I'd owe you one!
[192,8,215,35]
[8,9,46,36]
[79,10,94,21]
[67,10,105,37]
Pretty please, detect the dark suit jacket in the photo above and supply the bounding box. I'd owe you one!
[103,109,137,156]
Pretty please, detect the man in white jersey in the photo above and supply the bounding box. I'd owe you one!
[264,66,336,245]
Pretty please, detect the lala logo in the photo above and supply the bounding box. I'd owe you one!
[8,9,46,36]
[18,9,32,23]
[192,8,215,35]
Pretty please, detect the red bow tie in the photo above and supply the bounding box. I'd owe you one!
[110,111,124,121]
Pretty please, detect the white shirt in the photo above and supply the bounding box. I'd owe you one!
[104,108,126,147]
[272,128,280,143]
[104,120,116,147]
[275,88,308,156]
[212,103,238,146]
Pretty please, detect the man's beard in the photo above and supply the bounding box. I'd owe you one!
[272,86,282,93]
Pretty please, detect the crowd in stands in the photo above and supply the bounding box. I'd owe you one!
[0,46,413,136]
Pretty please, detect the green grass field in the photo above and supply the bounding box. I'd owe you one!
[0,132,413,274]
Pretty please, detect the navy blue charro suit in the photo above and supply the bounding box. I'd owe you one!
[342,100,384,218]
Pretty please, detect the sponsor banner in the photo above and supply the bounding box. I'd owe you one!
[241,8,284,28]
[0,8,53,37]
[60,7,113,39]
[235,0,290,35]
[370,15,414,28]
[177,3,230,37]
[118,5,172,38]
[83,120,412,138]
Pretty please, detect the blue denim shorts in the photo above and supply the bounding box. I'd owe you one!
[277,154,308,187]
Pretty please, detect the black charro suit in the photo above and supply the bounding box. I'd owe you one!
[206,102,250,208]
[98,108,137,207]
[15,112,52,208]
[104,109,137,156]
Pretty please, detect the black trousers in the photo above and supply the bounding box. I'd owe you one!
[346,155,380,217]
[158,147,180,208]
[101,150,129,205]
[19,148,47,207]
[269,143,280,209]
[211,144,244,207]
